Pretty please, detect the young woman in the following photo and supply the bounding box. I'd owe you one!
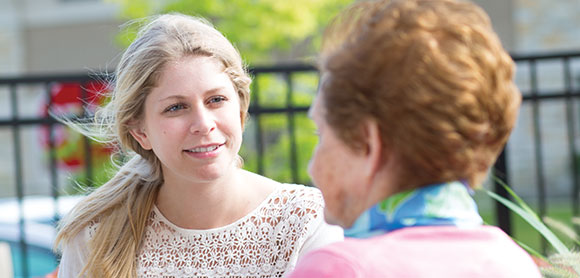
[55,13,342,278]
[290,0,541,277]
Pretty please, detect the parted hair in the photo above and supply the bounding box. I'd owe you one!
[55,13,251,278]
[318,0,521,189]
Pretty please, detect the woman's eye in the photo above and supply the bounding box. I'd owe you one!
[208,96,227,104]
[164,103,186,113]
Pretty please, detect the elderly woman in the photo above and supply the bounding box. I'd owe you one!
[289,0,541,277]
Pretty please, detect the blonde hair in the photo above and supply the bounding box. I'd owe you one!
[55,13,251,277]
[318,0,521,189]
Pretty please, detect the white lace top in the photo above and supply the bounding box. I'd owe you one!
[58,184,344,278]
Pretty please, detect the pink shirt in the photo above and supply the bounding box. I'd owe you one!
[289,225,541,278]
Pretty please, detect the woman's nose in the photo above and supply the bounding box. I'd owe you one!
[190,109,216,135]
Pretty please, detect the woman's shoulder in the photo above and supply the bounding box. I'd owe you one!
[240,169,324,206]
[263,183,325,225]
[239,170,325,224]
[278,183,324,205]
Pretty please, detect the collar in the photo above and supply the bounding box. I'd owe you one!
[345,181,483,238]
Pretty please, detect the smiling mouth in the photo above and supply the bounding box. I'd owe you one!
[185,144,224,153]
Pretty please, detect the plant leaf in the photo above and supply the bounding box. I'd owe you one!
[492,176,541,222]
[571,217,580,227]
[487,190,570,254]
[543,216,580,246]
[512,237,546,261]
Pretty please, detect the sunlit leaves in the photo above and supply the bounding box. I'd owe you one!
[110,0,353,64]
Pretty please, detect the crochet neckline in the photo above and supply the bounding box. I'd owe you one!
[151,183,283,234]
[134,183,331,278]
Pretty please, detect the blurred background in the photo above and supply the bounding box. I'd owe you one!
[0,0,579,276]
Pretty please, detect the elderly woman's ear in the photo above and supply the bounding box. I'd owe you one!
[360,118,402,202]
[360,119,385,188]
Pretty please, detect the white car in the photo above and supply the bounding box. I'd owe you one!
[0,195,83,277]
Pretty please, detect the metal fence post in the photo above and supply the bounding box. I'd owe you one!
[493,148,512,235]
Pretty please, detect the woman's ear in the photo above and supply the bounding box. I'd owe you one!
[129,125,152,150]
[361,119,383,183]
[359,119,401,205]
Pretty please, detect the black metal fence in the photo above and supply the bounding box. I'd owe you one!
[493,51,580,235]
[1,51,580,276]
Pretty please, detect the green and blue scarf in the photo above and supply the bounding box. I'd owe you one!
[345,181,483,238]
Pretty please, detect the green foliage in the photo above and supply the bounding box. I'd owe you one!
[60,140,118,194]
[541,252,580,278]
[294,114,318,183]
[109,0,353,64]
[487,177,570,255]
[485,177,580,277]
[239,72,319,185]
[240,113,318,184]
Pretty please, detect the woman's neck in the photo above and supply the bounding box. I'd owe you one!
[155,167,252,229]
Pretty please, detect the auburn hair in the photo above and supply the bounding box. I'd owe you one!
[318,0,521,189]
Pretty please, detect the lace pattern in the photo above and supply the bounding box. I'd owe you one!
[134,184,324,277]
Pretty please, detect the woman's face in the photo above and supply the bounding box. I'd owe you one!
[308,90,366,228]
[131,55,243,185]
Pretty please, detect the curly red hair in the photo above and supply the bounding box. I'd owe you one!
[318,0,521,189]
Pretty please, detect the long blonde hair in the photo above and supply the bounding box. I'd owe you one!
[55,13,251,277]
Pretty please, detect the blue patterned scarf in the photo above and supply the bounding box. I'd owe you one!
[345,181,483,238]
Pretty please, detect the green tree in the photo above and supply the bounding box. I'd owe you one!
[111,0,353,64]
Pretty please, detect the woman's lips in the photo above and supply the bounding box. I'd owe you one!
[184,143,225,158]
